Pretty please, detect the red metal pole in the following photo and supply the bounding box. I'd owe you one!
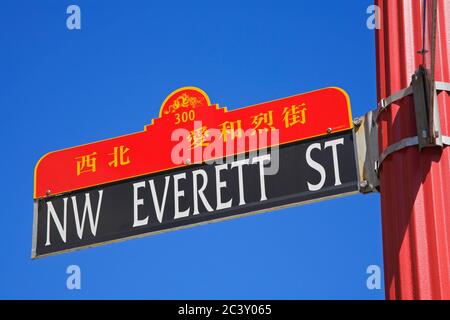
[375,0,450,300]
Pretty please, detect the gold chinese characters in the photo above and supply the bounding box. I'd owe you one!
[75,145,131,176]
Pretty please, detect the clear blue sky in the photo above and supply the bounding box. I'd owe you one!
[0,0,384,299]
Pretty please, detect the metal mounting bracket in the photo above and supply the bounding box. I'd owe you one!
[378,136,419,166]
[411,67,441,149]
[377,86,414,117]
[377,81,450,118]
[356,78,450,188]
[376,66,450,150]
[354,111,380,193]
[377,135,450,169]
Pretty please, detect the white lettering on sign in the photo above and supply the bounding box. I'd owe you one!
[215,164,233,210]
[306,138,344,191]
[306,143,326,191]
[130,155,270,227]
[150,176,170,223]
[71,191,103,239]
[325,138,344,187]
[231,159,250,206]
[174,173,190,219]
[45,190,103,246]
[41,135,353,252]
[192,169,213,215]
[132,181,147,227]
[252,154,270,201]
[46,199,68,245]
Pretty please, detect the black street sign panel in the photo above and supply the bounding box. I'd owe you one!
[32,130,359,258]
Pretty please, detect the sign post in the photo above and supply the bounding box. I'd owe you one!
[375,0,450,299]
[33,87,358,258]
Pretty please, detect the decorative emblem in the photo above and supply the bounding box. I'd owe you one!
[159,87,211,117]
[164,93,205,114]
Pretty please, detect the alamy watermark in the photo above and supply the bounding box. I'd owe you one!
[67,5,81,30]
[171,121,281,176]
[366,5,381,30]
[366,265,382,290]
[66,265,81,290]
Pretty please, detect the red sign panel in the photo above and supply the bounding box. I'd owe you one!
[34,87,353,199]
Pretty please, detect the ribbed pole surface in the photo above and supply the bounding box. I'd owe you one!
[375,0,450,300]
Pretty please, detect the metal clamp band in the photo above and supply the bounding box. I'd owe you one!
[436,81,450,92]
[378,135,450,168]
[376,81,449,122]
[378,136,419,166]
[378,86,414,114]
[373,80,450,172]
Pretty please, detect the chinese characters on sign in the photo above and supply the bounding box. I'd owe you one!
[184,106,308,150]
[75,152,97,176]
[282,104,307,128]
[75,146,131,176]
[35,86,352,200]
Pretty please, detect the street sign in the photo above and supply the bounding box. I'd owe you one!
[33,87,357,258]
